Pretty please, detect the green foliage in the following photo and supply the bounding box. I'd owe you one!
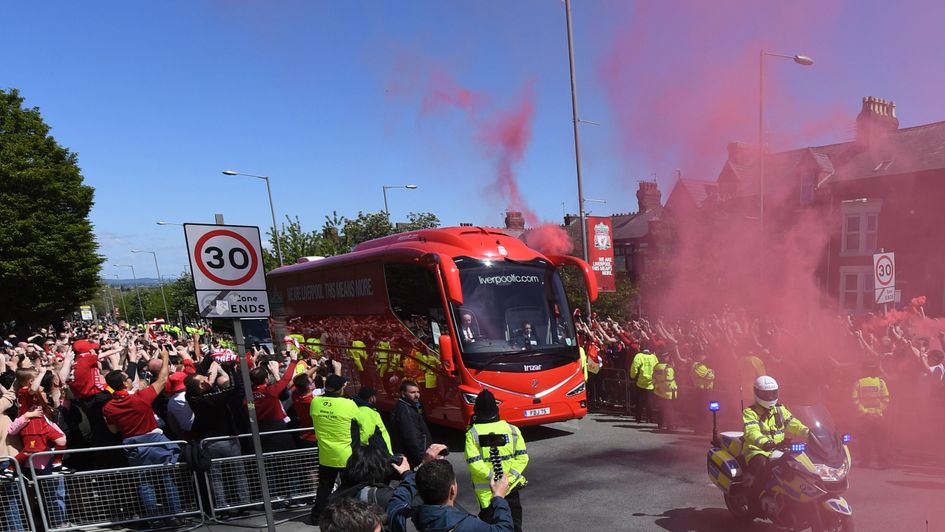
[263,210,440,270]
[0,89,103,328]
[87,273,200,325]
[561,267,637,321]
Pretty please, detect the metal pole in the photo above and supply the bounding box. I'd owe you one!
[114,275,128,320]
[759,49,766,229]
[383,186,390,216]
[150,252,170,321]
[264,176,284,267]
[565,0,592,317]
[216,212,276,532]
[129,265,145,324]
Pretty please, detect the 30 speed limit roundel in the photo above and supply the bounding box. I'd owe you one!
[184,224,268,291]
[875,254,894,287]
[194,230,259,286]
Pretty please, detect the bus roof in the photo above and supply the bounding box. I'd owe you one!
[267,226,547,279]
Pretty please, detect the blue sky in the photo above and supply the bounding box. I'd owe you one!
[5,1,945,277]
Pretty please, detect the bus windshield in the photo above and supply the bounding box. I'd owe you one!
[450,257,577,368]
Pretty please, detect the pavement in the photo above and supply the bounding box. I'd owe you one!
[167,413,945,531]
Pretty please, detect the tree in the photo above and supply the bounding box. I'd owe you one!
[561,267,637,322]
[263,215,324,271]
[0,89,102,329]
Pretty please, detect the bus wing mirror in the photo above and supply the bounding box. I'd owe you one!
[423,253,463,305]
[439,334,456,372]
[546,255,599,303]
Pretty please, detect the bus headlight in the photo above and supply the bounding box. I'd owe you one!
[462,393,502,406]
[565,382,586,397]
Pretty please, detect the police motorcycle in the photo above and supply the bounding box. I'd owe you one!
[706,402,854,531]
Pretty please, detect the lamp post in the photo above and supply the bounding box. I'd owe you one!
[156,221,183,226]
[584,198,606,214]
[222,170,284,267]
[115,264,145,324]
[113,275,129,321]
[132,250,170,321]
[382,184,418,217]
[759,51,813,228]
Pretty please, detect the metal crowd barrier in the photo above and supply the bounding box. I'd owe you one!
[589,367,634,415]
[0,456,35,531]
[27,439,203,532]
[200,427,318,521]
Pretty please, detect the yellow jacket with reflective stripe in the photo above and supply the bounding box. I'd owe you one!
[630,352,659,390]
[357,405,392,453]
[310,395,360,468]
[349,340,367,372]
[853,376,889,416]
[464,420,528,509]
[692,362,715,390]
[742,404,809,462]
[653,363,677,399]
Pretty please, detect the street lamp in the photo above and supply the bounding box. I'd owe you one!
[222,170,284,267]
[113,274,129,321]
[132,250,170,321]
[583,198,607,214]
[759,50,813,227]
[115,264,146,324]
[156,221,183,226]
[382,184,418,216]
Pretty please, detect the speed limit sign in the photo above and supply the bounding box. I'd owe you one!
[184,224,270,317]
[873,252,895,304]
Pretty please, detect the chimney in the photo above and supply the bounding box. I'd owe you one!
[726,141,758,164]
[856,96,899,145]
[504,211,525,230]
[636,181,662,212]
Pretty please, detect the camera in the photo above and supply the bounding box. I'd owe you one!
[478,434,509,480]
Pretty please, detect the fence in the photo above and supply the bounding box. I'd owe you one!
[0,456,35,532]
[588,368,634,415]
[200,427,318,521]
[28,439,203,532]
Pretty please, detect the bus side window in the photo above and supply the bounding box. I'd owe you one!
[384,263,443,351]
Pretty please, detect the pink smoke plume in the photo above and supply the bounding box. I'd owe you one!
[521,223,574,256]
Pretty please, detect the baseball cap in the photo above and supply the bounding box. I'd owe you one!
[72,339,100,355]
[325,374,349,392]
[166,372,187,394]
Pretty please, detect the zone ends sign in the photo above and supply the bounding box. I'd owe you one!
[184,223,271,318]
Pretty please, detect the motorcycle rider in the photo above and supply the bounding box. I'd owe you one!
[742,375,810,513]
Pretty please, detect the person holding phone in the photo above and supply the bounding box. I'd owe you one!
[463,389,527,532]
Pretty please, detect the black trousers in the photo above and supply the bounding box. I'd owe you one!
[746,455,770,503]
[312,464,343,523]
[635,388,654,423]
[656,396,676,430]
[479,487,522,532]
[857,414,888,466]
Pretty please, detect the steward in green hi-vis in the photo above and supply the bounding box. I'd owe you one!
[653,352,678,431]
[353,386,392,453]
[464,389,527,532]
[310,374,361,522]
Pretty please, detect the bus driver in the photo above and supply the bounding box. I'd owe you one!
[460,312,477,344]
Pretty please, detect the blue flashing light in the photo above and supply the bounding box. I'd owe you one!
[708,401,721,412]
[842,433,852,443]
[790,443,807,453]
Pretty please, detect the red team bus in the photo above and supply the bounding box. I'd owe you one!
[266,226,598,429]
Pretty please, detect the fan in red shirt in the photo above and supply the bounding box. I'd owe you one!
[249,351,302,505]
[291,372,320,448]
[102,349,183,522]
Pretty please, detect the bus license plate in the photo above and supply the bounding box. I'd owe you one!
[524,407,550,418]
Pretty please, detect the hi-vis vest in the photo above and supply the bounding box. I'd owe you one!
[742,404,809,462]
[310,395,360,468]
[375,341,392,375]
[630,352,659,390]
[653,362,677,400]
[349,340,367,372]
[464,420,528,509]
[306,337,322,355]
[692,362,715,390]
[853,376,889,416]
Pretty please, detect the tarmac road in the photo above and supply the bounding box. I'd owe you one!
[209,412,945,531]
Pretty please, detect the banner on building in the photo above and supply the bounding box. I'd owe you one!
[587,216,616,293]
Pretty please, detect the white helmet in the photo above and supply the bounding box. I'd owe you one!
[753,375,779,409]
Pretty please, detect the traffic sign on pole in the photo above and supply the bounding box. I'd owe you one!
[184,224,271,318]
[873,252,895,305]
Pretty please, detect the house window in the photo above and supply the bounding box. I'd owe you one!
[615,247,627,272]
[840,199,882,257]
[839,266,874,314]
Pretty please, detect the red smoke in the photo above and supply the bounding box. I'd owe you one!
[521,223,574,256]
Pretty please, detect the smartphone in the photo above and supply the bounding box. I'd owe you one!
[478,434,509,448]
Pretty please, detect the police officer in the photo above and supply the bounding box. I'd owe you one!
[464,390,527,532]
[691,352,715,433]
[742,376,809,512]
[853,361,890,468]
[310,374,361,521]
[630,348,659,424]
[653,352,678,431]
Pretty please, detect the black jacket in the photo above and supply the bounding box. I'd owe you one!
[390,398,432,468]
[186,369,248,439]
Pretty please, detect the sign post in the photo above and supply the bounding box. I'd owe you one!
[184,222,275,532]
[873,251,895,309]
